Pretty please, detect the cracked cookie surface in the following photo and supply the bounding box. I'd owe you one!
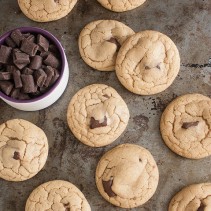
[78,20,135,71]
[160,94,211,159]
[97,0,146,12]
[25,180,91,211]
[95,144,159,208]
[18,0,77,22]
[67,84,130,147]
[0,119,48,181]
[169,183,211,211]
[116,30,180,95]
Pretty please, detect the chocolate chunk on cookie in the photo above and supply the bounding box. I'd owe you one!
[96,144,159,208]
[67,84,130,147]
[160,94,211,159]
[79,20,134,71]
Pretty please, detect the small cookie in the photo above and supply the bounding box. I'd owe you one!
[160,94,211,159]
[96,144,159,208]
[25,180,91,211]
[97,0,146,12]
[67,84,130,147]
[18,0,77,22]
[116,30,180,95]
[169,183,211,211]
[0,119,48,181]
[78,20,135,71]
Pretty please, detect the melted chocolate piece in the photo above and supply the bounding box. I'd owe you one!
[145,66,150,70]
[102,178,116,197]
[182,121,199,129]
[107,37,121,52]
[103,94,110,99]
[13,151,20,160]
[63,202,70,211]
[90,116,107,129]
[197,202,205,211]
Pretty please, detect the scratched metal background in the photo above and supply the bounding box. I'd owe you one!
[0,0,211,210]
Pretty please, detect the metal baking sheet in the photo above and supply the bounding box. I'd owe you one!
[0,0,211,210]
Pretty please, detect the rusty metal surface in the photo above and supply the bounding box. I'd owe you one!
[0,0,211,210]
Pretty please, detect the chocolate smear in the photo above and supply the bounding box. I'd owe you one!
[182,121,199,129]
[90,116,107,129]
[102,178,117,197]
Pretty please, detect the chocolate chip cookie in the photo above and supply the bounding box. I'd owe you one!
[78,20,134,71]
[160,94,211,159]
[67,84,130,147]
[116,30,180,95]
[97,0,147,12]
[25,180,91,211]
[0,119,48,181]
[95,144,159,208]
[169,183,211,211]
[18,0,78,22]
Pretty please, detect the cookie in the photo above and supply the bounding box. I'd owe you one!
[116,30,180,95]
[169,183,211,211]
[78,20,135,71]
[67,84,130,147]
[0,119,48,181]
[95,144,159,208]
[97,0,147,12]
[18,0,77,22]
[25,180,91,211]
[160,94,211,159]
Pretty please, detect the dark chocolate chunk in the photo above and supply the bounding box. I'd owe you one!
[7,65,18,73]
[197,202,205,211]
[49,44,59,55]
[13,51,30,69]
[182,121,199,129]
[10,88,20,99]
[22,67,34,75]
[0,45,12,64]
[29,55,42,70]
[25,34,35,43]
[21,74,37,93]
[37,34,49,52]
[0,81,13,95]
[0,72,12,80]
[44,53,60,68]
[18,92,30,100]
[44,66,54,87]
[13,151,20,160]
[13,70,22,88]
[156,64,161,70]
[145,66,150,70]
[34,69,47,87]
[107,37,121,52]
[102,178,116,197]
[39,51,50,58]
[63,202,70,211]
[103,94,110,99]
[90,116,107,129]
[20,39,38,56]
[49,68,60,86]
[5,37,17,48]
[10,29,24,46]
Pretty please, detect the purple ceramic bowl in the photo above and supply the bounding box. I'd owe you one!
[0,27,69,111]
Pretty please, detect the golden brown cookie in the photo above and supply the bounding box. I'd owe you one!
[78,20,135,71]
[116,30,180,95]
[25,180,91,211]
[0,119,48,181]
[67,84,130,147]
[160,94,211,159]
[97,0,147,12]
[96,144,159,208]
[18,0,78,22]
[169,183,211,211]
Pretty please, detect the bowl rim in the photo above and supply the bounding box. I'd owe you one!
[0,26,66,104]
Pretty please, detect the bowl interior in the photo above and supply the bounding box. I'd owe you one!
[0,27,65,103]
